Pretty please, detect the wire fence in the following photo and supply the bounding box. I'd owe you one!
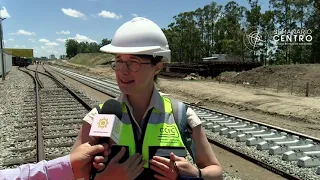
[217,78,320,97]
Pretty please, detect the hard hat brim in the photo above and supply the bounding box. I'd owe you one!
[100,44,171,62]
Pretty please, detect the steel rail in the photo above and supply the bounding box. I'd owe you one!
[29,65,44,89]
[36,65,44,89]
[26,65,63,88]
[17,67,45,162]
[7,65,95,168]
[41,65,93,111]
[47,65,119,97]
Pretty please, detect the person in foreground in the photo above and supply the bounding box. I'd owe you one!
[72,16,223,180]
[0,142,110,180]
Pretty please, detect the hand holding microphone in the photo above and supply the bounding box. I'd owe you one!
[70,142,111,179]
[88,99,123,179]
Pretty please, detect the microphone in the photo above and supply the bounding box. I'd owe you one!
[89,99,123,144]
[89,99,123,180]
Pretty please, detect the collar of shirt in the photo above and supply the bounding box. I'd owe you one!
[117,84,164,138]
[117,83,165,115]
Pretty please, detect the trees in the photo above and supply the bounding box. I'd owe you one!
[162,0,318,65]
[65,39,78,58]
[162,1,253,63]
[65,0,319,64]
[65,38,111,58]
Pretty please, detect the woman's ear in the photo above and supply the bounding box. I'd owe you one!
[153,62,163,75]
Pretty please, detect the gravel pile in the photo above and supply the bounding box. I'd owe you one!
[48,64,111,81]
[0,67,34,169]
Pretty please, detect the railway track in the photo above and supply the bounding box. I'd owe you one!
[47,65,320,180]
[1,65,96,168]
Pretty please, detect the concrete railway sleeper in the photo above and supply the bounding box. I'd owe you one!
[47,65,320,179]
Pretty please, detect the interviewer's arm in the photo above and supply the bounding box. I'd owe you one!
[0,143,109,180]
[188,107,223,180]
[0,155,74,180]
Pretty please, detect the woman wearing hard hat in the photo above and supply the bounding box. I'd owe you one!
[72,17,223,180]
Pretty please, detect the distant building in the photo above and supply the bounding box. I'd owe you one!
[50,54,56,60]
[40,56,48,60]
[202,54,253,63]
[202,54,229,62]
[60,55,66,59]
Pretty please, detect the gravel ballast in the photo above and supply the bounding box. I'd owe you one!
[0,67,34,169]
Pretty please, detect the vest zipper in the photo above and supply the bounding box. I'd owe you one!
[125,105,154,154]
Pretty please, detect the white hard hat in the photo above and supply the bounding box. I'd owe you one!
[100,17,171,62]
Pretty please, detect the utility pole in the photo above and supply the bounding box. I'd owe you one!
[0,12,6,81]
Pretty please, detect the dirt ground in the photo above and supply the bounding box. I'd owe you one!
[48,61,320,139]
[219,64,320,96]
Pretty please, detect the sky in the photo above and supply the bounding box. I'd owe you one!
[1,0,269,58]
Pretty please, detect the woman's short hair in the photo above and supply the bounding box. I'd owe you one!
[134,54,163,83]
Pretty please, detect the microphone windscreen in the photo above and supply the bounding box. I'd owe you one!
[100,99,123,120]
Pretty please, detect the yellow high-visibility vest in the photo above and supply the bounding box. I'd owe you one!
[97,96,186,168]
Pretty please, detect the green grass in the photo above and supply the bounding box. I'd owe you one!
[69,53,114,66]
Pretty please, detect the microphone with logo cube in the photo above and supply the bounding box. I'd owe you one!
[89,113,129,163]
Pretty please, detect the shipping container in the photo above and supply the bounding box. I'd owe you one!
[0,53,13,77]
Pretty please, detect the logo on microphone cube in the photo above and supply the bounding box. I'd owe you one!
[114,123,121,134]
[98,118,109,129]
[89,114,123,144]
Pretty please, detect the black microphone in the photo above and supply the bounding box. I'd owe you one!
[89,99,123,180]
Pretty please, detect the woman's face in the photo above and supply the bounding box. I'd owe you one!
[114,54,162,95]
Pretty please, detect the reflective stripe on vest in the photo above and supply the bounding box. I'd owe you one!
[98,96,186,168]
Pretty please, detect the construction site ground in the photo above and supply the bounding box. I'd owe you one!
[50,60,320,139]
